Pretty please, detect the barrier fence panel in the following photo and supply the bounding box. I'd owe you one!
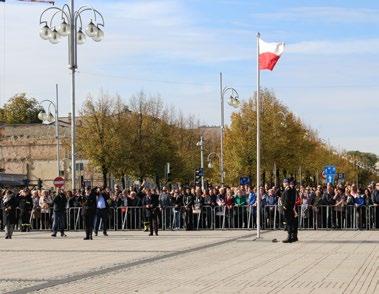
[118,206,144,230]
[161,207,173,230]
[263,205,277,230]
[213,206,225,230]
[1,204,378,232]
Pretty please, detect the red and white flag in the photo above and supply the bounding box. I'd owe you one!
[258,39,285,71]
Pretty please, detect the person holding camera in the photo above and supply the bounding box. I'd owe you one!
[51,189,67,237]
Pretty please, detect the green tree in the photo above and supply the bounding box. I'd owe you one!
[0,93,43,124]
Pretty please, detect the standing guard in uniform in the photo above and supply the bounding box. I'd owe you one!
[18,188,33,232]
[281,178,298,243]
[82,187,97,240]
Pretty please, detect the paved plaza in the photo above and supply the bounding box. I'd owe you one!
[0,230,378,294]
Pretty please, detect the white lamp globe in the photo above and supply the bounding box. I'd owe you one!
[77,29,86,45]
[38,110,46,121]
[47,112,55,123]
[232,97,240,108]
[85,21,98,37]
[92,27,104,42]
[57,20,70,36]
[39,25,51,40]
[49,28,61,44]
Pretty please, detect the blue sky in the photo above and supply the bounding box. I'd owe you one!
[0,0,378,154]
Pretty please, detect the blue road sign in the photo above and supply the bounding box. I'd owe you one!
[324,165,336,176]
[240,177,251,185]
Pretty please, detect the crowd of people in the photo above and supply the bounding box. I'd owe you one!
[1,180,379,240]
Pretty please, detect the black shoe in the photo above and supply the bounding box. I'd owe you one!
[155,232,158,236]
[149,233,153,236]
[61,233,67,237]
[5,236,8,239]
[51,233,57,237]
[282,238,293,243]
[103,232,108,236]
[94,232,98,236]
[83,237,90,240]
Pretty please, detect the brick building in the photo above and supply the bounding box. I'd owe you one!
[0,120,102,189]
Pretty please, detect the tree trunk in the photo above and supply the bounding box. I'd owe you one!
[102,167,108,188]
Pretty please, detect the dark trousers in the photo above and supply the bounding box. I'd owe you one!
[284,209,297,239]
[95,208,108,234]
[375,207,379,229]
[149,210,159,235]
[52,211,65,234]
[185,208,193,230]
[85,213,95,238]
[20,210,32,231]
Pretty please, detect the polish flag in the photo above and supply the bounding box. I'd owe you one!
[259,39,285,71]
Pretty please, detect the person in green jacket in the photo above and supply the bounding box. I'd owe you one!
[234,189,247,228]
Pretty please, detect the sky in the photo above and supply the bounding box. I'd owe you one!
[0,0,378,154]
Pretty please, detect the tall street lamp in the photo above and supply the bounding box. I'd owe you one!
[196,136,205,190]
[38,84,60,177]
[39,1,105,191]
[220,72,240,186]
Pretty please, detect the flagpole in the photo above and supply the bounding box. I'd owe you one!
[256,32,261,239]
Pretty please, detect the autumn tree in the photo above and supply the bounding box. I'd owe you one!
[0,93,43,124]
[76,93,125,187]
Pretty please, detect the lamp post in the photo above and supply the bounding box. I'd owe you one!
[196,136,205,190]
[38,84,60,177]
[39,1,105,191]
[220,72,240,186]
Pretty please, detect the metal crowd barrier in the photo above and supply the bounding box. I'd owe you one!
[1,205,379,231]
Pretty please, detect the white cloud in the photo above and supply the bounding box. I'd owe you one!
[288,39,379,55]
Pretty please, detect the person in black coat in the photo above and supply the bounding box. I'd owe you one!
[183,188,194,231]
[51,190,68,237]
[142,188,161,236]
[281,178,298,243]
[3,190,18,239]
[82,187,97,240]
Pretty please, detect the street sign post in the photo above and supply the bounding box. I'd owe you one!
[53,176,65,188]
